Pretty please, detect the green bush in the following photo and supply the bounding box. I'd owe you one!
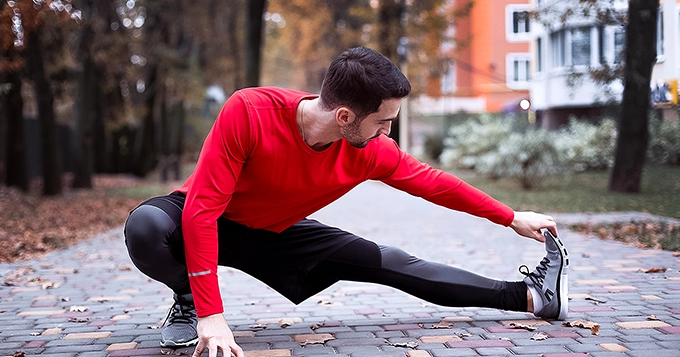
[648,116,680,166]
[560,118,618,171]
[440,114,512,169]
[476,130,564,189]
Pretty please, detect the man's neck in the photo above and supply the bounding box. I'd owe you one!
[298,98,341,151]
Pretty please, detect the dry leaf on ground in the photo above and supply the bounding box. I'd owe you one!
[508,322,537,331]
[430,321,455,329]
[584,295,607,304]
[69,306,88,312]
[298,334,335,346]
[644,267,667,273]
[563,320,600,335]
[530,332,549,341]
[385,340,418,349]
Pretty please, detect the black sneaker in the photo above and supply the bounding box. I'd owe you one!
[520,230,569,320]
[160,293,199,347]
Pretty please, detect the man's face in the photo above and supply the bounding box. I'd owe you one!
[341,98,402,148]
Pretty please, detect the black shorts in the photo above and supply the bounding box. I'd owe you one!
[129,192,361,304]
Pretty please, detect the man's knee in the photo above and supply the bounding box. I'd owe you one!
[124,204,177,260]
[378,245,420,270]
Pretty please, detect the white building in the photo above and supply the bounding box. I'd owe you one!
[529,0,678,128]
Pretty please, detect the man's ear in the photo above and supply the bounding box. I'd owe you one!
[335,107,355,127]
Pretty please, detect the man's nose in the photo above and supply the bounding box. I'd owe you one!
[382,121,392,136]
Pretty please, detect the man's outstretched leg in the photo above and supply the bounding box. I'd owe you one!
[301,230,569,320]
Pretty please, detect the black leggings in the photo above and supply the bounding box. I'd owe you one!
[124,194,527,312]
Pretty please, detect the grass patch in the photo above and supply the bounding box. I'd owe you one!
[459,166,680,219]
[570,221,680,252]
[105,184,175,199]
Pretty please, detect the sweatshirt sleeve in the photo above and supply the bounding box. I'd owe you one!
[375,140,514,226]
[182,92,251,317]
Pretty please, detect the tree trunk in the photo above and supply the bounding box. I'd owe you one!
[174,100,185,180]
[133,66,158,177]
[0,70,29,191]
[609,0,657,193]
[72,3,95,189]
[245,0,267,87]
[24,30,62,195]
[378,0,406,146]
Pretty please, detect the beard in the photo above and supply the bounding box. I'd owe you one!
[341,119,373,148]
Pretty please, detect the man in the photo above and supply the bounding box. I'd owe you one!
[124,46,568,357]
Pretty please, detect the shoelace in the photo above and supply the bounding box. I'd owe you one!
[519,256,550,288]
[163,300,196,326]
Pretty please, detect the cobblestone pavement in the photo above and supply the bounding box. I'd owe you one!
[1,181,679,357]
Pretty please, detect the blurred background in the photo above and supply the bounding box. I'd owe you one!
[0,0,678,261]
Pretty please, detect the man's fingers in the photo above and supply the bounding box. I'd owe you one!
[231,344,245,357]
[192,341,206,357]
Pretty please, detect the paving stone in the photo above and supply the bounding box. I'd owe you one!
[615,321,671,329]
[598,343,628,352]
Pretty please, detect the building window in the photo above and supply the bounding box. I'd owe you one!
[536,38,543,73]
[506,5,531,42]
[550,27,594,68]
[571,28,591,66]
[507,53,530,89]
[656,7,664,61]
[551,30,565,68]
[513,11,530,34]
[613,28,625,64]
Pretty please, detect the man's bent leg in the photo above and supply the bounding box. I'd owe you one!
[124,195,197,347]
[301,239,527,312]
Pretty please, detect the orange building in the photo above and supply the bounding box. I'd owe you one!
[446,0,531,112]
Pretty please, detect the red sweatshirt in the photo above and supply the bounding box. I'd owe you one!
[178,87,514,317]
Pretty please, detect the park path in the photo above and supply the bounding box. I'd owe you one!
[1,181,679,357]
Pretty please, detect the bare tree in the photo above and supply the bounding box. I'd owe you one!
[609,0,657,193]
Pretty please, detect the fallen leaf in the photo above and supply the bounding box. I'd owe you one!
[530,332,549,341]
[563,320,600,335]
[647,315,659,321]
[430,321,454,329]
[30,332,40,336]
[317,300,342,306]
[69,306,88,312]
[41,282,60,290]
[644,267,667,273]
[508,322,537,331]
[0,309,6,313]
[68,317,89,323]
[310,323,322,330]
[582,253,591,258]
[584,295,607,304]
[672,252,680,257]
[385,340,418,349]
[249,324,267,330]
[458,332,472,337]
[299,334,335,346]
[14,351,25,357]
[279,318,297,328]
[60,297,71,302]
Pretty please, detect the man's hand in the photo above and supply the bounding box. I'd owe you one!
[509,211,558,243]
[192,313,243,357]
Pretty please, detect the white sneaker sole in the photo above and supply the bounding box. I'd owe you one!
[547,231,569,320]
[160,337,199,348]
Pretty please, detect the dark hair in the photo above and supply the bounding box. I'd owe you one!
[319,46,411,118]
